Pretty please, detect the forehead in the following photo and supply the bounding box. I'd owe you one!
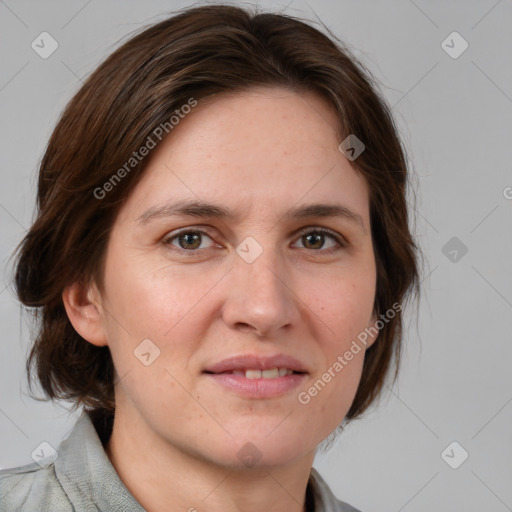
[160,87,342,165]
[118,87,370,225]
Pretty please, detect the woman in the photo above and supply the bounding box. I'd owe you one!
[0,4,420,511]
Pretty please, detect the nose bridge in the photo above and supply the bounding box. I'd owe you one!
[241,245,284,297]
[237,236,288,302]
[222,235,298,335]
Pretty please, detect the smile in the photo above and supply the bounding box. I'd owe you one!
[221,368,296,379]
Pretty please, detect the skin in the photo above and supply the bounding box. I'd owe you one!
[63,86,379,512]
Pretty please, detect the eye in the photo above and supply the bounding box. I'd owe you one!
[292,227,346,254]
[162,226,346,256]
[163,229,216,253]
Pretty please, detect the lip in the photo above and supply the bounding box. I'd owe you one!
[204,372,307,398]
[203,354,308,374]
[203,353,308,399]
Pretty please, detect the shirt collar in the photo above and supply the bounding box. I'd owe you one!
[54,410,144,511]
[53,410,349,512]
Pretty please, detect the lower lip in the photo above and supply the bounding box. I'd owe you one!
[204,372,307,398]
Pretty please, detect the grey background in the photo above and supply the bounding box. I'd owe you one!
[1,0,511,511]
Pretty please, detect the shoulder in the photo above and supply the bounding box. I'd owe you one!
[0,461,73,512]
[0,411,144,512]
[309,467,363,512]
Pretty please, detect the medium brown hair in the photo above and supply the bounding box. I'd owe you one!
[14,4,420,426]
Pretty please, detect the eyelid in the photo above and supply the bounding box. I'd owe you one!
[162,224,347,254]
[292,225,347,248]
[161,226,219,252]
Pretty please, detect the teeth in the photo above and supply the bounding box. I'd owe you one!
[262,368,279,379]
[245,369,263,379]
[231,367,294,379]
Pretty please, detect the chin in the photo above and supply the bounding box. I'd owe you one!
[217,427,315,469]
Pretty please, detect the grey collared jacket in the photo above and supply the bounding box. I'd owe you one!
[0,411,362,511]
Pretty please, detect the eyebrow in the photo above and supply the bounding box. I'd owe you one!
[136,199,366,232]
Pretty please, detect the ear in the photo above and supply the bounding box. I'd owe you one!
[62,281,108,347]
[364,308,380,349]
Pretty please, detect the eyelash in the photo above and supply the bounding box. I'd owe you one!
[162,226,347,256]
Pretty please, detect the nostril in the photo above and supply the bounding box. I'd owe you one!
[236,323,264,337]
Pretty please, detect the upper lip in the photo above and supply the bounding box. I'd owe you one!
[204,354,308,374]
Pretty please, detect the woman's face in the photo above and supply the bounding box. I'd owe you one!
[94,87,377,468]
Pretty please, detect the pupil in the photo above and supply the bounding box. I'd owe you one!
[177,232,325,250]
[305,233,323,249]
[179,233,201,249]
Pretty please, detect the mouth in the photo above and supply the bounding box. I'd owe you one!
[203,354,308,398]
[204,367,304,378]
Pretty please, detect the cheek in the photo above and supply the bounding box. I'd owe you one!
[100,259,219,390]
[103,253,205,335]
[297,346,365,441]
[305,272,374,409]
[316,272,376,342]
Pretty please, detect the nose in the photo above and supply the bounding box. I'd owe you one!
[221,245,300,338]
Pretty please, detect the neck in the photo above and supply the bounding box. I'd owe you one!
[104,406,316,512]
